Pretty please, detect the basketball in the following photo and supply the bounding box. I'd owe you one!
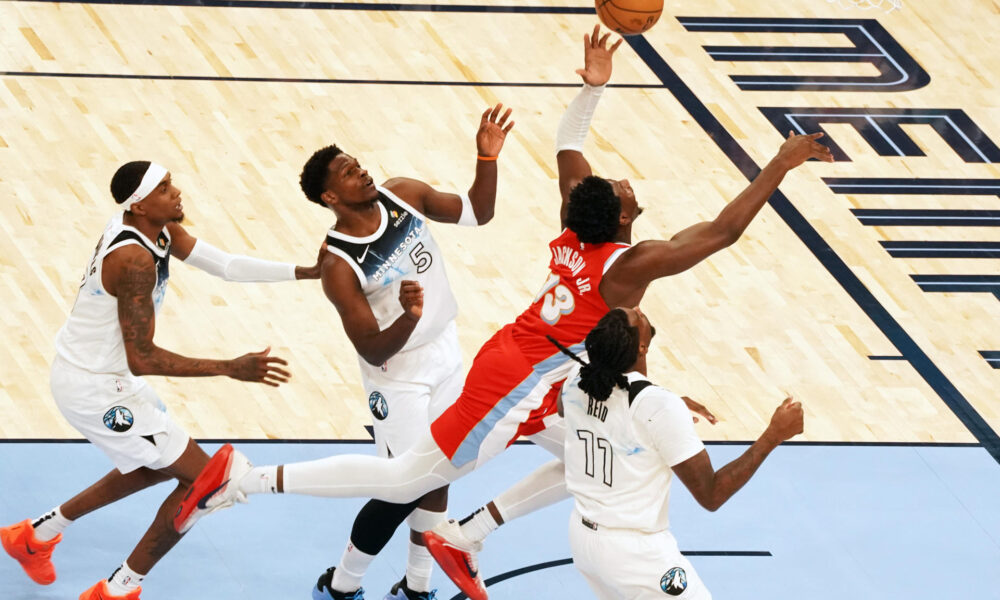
[595,0,664,36]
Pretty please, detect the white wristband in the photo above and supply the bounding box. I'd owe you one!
[184,239,297,282]
[457,192,478,227]
[555,84,605,153]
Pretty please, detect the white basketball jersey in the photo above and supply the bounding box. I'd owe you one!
[324,185,458,355]
[562,366,705,533]
[54,213,171,375]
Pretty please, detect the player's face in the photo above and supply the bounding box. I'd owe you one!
[135,173,184,223]
[327,154,378,205]
[624,306,656,349]
[609,178,643,223]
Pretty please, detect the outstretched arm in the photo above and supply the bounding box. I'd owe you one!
[558,26,622,227]
[322,255,423,366]
[167,222,324,281]
[605,131,834,293]
[385,103,514,226]
[672,398,803,511]
[105,245,290,386]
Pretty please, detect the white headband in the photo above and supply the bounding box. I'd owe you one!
[120,163,168,211]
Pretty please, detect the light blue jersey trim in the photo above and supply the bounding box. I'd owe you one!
[450,342,585,467]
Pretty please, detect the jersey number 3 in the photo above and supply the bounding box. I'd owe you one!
[534,272,576,325]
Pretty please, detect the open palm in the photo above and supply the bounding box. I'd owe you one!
[576,24,623,87]
[476,103,515,158]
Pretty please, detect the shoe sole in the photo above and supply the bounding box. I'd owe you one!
[173,443,235,534]
[422,531,487,600]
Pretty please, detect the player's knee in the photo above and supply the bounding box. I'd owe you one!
[407,506,447,533]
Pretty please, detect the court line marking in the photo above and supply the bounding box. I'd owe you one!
[623,34,1000,466]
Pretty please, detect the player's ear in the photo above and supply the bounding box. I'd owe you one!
[320,189,337,207]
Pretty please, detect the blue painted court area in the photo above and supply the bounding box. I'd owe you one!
[2,441,999,600]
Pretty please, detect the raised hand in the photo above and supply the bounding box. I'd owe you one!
[764,397,804,443]
[228,346,291,387]
[773,131,835,169]
[682,396,719,424]
[399,279,424,322]
[575,24,623,87]
[476,103,515,158]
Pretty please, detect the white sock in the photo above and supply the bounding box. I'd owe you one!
[459,507,500,545]
[405,539,434,592]
[238,465,279,495]
[105,561,144,595]
[32,506,72,542]
[331,542,375,592]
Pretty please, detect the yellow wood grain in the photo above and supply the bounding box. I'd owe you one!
[0,0,995,442]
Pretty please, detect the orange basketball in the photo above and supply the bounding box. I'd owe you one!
[595,0,664,36]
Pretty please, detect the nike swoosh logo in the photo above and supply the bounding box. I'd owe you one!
[24,540,36,556]
[196,479,231,510]
[355,246,369,263]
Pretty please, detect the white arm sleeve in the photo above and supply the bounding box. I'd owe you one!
[633,390,706,467]
[183,239,297,282]
[457,192,479,227]
[555,83,605,153]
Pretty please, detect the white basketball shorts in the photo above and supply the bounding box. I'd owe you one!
[357,320,463,458]
[50,356,189,474]
[568,508,712,600]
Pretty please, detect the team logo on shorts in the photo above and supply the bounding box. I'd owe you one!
[103,406,134,432]
[368,392,389,420]
[660,567,687,596]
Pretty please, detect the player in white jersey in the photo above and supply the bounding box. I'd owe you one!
[294,104,514,600]
[0,161,323,600]
[553,307,804,599]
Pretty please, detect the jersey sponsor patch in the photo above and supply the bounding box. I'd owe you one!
[369,391,389,420]
[660,567,687,596]
[103,406,134,432]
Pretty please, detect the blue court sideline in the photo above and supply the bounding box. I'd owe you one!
[2,441,999,599]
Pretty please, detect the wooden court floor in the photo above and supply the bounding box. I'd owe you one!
[0,0,997,455]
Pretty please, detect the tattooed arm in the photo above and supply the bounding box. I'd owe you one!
[103,246,291,386]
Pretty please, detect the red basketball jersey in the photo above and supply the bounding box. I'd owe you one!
[430,229,631,466]
[510,228,630,363]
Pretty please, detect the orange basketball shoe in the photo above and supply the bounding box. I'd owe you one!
[423,519,487,600]
[79,580,142,600]
[0,519,61,585]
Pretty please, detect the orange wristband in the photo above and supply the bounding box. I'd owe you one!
[477,155,498,161]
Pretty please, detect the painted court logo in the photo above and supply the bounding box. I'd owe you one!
[103,406,134,432]
[368,392,389,420]
[660,567,687,596]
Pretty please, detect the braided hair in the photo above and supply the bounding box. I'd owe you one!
[547,309,640,402]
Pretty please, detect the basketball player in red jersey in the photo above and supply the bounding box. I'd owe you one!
[174,26,833,600]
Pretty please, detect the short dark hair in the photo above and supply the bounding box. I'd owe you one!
[566,176,620,244]
[110,161,152,205]
[299,145,343,206]
[577,309,639,402]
